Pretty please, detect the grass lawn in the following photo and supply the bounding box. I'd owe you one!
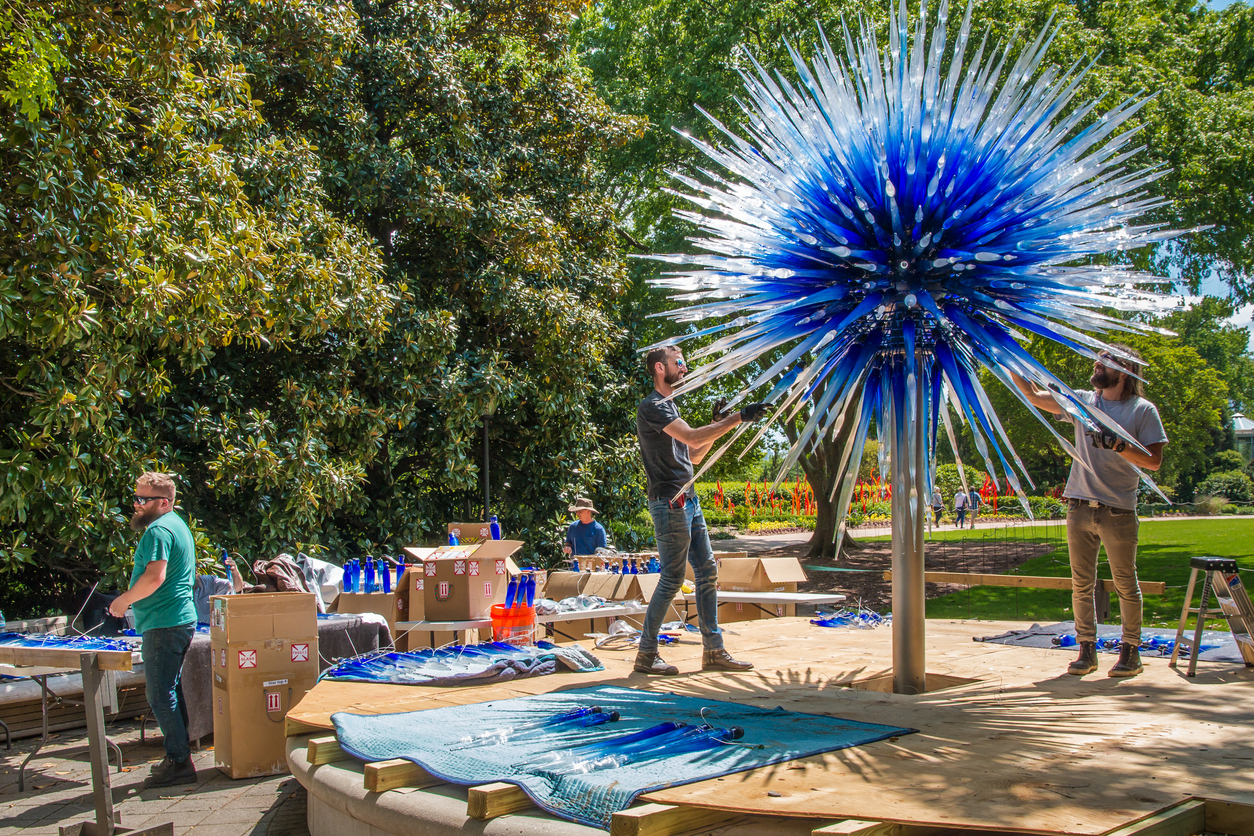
[861,518,1254,628]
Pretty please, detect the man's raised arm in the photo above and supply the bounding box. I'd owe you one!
[1009,371,1063,415]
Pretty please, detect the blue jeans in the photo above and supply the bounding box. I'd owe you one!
[639,497,723,655]
[142,623,195,763]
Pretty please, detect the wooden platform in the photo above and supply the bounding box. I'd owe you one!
[285,618,1254,835]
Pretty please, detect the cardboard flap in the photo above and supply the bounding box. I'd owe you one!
[581,573,643,601]
[401,546,437,561]
[448,522,493,544]
[544,571,588,599]
[470,539,525,561]
[210,592,317,642]
[634,574,683,603]
[718,558,762,586]
[759,558,808,583]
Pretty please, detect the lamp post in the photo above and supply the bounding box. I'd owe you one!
[482,391,500,522]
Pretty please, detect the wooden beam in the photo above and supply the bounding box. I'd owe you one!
[286,717,325,737]
[363,759,441,793]
[0,646,134,671]
[1100,799,1206,836]
[1205,798,1254,836]
[881,571,1166,594]
[812,821,941,836]
[306,736,348,765]
[611,803,739,836]
[467,782,533,820]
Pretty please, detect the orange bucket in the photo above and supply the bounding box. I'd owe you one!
[490,604,537,646]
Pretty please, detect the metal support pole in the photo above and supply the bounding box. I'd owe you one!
[482,414,490,521]
[80,652,115,836]
[890,359,927,695]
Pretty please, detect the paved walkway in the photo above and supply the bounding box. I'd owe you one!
[0,717,307,835]
[715,513,1247,555]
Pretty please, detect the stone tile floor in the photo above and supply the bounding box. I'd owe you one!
[0,718,307,835]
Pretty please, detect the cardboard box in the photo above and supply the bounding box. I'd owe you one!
[397,626,480,651]
[329,590,401,634]
[447,522,493,544]
[419,540,525,621]
[543,571,589,600]
[716,557,808,622]
[210,593,318,779]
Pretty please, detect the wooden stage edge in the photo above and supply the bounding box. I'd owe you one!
[286,617,1254,836]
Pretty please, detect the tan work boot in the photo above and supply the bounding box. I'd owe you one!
[1107,642,1144,677]
[1066,641,1098,675]
[702,648,753,671]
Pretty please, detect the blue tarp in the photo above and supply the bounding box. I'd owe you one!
[332,684,914,829]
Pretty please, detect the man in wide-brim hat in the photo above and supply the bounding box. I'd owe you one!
[564,496,607,557]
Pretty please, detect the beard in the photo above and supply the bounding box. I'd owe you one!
[664,367,684,387]
[1090,364,1122,390]
[130,505,161,532]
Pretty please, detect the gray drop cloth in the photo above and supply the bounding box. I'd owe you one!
[180,613,390,741]
[975,620,1246,663]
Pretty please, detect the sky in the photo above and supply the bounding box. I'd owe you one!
[1182,274,1254,350]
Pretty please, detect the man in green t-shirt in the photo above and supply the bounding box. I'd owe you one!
[109,471,198,786]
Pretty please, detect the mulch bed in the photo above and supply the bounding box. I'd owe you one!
[757,533,1062,611]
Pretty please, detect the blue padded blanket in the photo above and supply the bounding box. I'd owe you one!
[320,641,603,687]
[332,684,914,829]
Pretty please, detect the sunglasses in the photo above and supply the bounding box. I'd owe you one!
[133,495,166,505]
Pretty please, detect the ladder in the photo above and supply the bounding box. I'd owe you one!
[1170,556,1254,677]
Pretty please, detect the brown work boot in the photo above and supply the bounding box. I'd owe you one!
[1107,642,1144,677]
[1066,641,1098,675]
[633,652,679,675]
[702,648,753,671]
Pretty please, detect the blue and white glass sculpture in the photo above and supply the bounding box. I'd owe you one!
[645,0,1186,547]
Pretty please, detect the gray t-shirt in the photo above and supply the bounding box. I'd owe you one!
[1061,390,1168,510]
[193,574,234,624]
[637,390,696,502]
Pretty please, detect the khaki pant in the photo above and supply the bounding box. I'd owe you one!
[1067,501,1141,645]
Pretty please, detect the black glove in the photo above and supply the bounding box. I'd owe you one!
[1088,429,1127,453]
[740,402,770,422]
[712,398,730,423]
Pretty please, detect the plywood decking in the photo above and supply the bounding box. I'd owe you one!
[288,618,1254,835]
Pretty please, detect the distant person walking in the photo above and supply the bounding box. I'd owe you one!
[931,488,944,526]
[967,490,981,528]
[1011,347,1167,678]
[952,489,969,528]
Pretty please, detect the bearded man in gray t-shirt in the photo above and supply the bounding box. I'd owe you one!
[633,344,768,675]
[1012,347,1167,680]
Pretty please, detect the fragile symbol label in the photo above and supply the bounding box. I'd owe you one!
[267,692,281,712]
[484,582,493,597]
[238,650,257,669]
[219,650,226,667]
[415,578,424,591]
[218,696,222,715]
[495,559,507,575]
[425,562,437,577]
[291,643,309,663]
[437,581,450,600]
[469,560,480,577]
[454,560,466,576]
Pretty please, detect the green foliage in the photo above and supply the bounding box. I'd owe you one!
[1212,449,1246,472]
[0,2,67,119]
[1,0,639,614]
[0,0,394,615]
[934,464,986,505]
[215,0,640,568]
[1195,469,1254,503]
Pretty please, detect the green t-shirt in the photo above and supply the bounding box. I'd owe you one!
[130,511,197,633]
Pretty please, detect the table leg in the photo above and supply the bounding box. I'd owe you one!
[80,651,115,836]
[18,674,53,792]
[0,717,9,750]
